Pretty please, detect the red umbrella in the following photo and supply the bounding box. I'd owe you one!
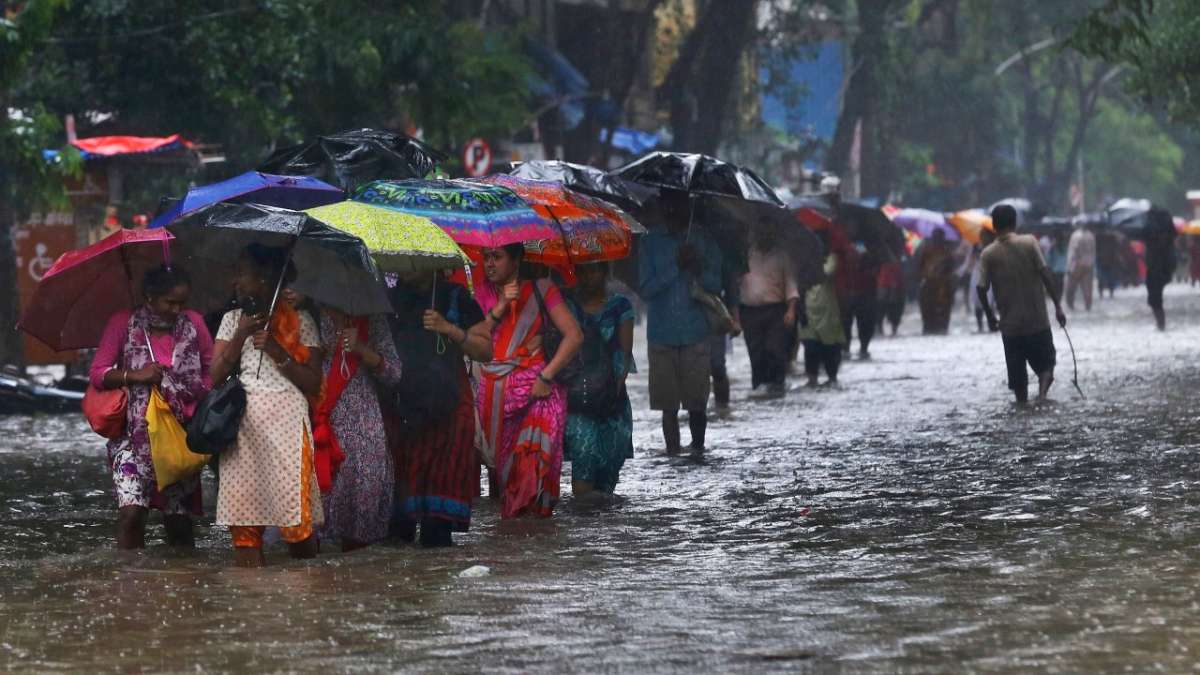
[19,228,173,351]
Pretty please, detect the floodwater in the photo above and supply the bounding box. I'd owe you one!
[3,286,1200,673]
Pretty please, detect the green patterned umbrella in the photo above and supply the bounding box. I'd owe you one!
[305,201,469,273]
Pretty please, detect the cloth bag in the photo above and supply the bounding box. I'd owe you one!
[689,278,736,335]
[147,387,208,488]
[82,384,127,439]
[186,375,246,456]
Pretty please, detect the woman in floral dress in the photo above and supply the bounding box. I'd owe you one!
[314,308,402,551]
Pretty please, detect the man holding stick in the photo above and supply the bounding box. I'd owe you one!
[977,204,1067,404]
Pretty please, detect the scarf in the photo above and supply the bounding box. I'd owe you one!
[311,316,368,493]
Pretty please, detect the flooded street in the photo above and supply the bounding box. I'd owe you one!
[4,286,1200,673]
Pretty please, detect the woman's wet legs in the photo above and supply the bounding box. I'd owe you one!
[116,506,148,549]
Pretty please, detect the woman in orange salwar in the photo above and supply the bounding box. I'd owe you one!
[210,244,325,567]
[476,244,582,518]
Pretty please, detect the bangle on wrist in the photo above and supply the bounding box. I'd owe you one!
[122,369,129,386]
[538,372,553,385]
[489,308,502,322]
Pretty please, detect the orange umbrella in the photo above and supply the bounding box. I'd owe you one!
[948,210,993,244]
[471,174,642,266]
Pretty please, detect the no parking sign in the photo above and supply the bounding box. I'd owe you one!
[462,138,492,177]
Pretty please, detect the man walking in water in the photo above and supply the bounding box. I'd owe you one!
[976,204,1067,404]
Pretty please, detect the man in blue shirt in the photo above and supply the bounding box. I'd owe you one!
[638,199,723,458]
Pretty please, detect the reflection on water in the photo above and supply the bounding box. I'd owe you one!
[3,287,1200,672]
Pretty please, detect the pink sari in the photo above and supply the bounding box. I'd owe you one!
[477,279,567,518]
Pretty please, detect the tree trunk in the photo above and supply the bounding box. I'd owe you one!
[659,0,759,156]
[828,0,896,198]
[0,198,22,366]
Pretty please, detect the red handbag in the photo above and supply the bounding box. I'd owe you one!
[83,384,127,440]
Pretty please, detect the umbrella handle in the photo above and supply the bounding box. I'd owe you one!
[256,239,298,379]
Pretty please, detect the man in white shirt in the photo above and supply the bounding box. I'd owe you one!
[738,225,800,398]
[1065,224,1097,311]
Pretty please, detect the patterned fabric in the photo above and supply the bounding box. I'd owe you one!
[390,281,485,530]
[563,294,635,493]
[304,201,469,273]
[106,305,209,515]
[474,175,637,265]
[476,279,567,518]
[230,429,317,548]
[351,179,558,248]
[215,309,324,530]
[317,313,402,545]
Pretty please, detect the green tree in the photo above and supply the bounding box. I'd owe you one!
[1,0,79,365]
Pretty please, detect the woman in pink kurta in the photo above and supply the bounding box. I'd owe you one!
[90,266,213,549]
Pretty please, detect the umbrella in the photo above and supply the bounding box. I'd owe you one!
[350,179,559,248]
[948,210,993,244]
[701,197,825,288]
[838,201,904,262]
[988,197,1040,229]
[1106,198,1155,238]
[19,228,173,351]
[148,172,344,229]
[509,159,651,209]
[788,195,836,230]
[259,128,446,191]
[612,151,783,206]
[303,201,470,273]
[168,202,392,317]
[892,208,960,242]
[471,174,643,265]
[1025,216,1074,238]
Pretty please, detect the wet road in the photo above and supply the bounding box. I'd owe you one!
[3,286,1200,673]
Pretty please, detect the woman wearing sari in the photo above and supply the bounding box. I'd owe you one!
[90,265,212,549]
[315,308,402,551]
[477,244,583,518]
[210,244,324,567]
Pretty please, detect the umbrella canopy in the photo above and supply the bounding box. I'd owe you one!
[259,128,446,191]
[509,159,650,208]
[19,228,173,351]
[612,152,783,206]
[168,202,391,316]
[838,201,904,262]
[303,201,469,273]
[787,195,836,230]
[1106,198,1155,238]
[893,208,960,242]
[948,210,993,244]
[472,174,642,265]
[148,172,344,229]
[702,197,824,288]
[351,179,559,248]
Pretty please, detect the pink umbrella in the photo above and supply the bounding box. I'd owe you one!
[19,228,173,351]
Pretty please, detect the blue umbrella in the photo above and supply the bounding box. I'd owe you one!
[149,172,344,229]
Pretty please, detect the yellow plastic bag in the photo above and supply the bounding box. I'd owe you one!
[147,387,209,489]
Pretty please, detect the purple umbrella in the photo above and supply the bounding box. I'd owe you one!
[149,172,344,229]
[893,208,960,242]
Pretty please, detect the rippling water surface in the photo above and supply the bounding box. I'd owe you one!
[3,287,1200,673]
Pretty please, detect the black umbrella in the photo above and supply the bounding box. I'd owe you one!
[168,202,392,317]
[509,159,651,209]
[611,151,784,206]
[701,197,825,288]
[1023,216,1074,238]
[837,201,904,263]
[259,128,446,192]
[1105,198,1155,239]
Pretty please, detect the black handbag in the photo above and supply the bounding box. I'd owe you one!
[565,311,621,417]
[531,280,581,385]
[186,374,246,456]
